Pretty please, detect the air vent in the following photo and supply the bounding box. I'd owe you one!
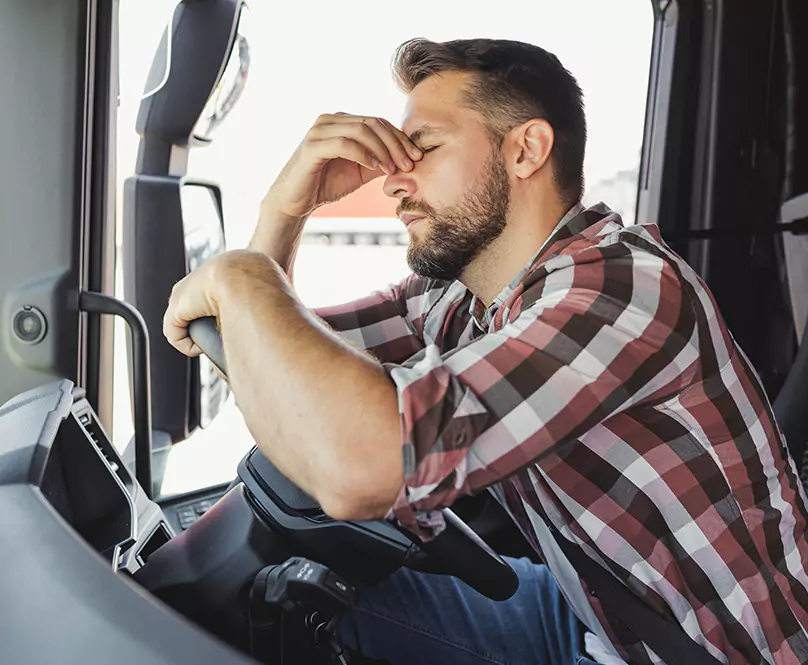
[74,409,132,491]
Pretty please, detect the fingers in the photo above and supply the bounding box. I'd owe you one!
[163,298,201,357]
[307,123,389,172]
[162,267,218,359]
[163,307,202,358]
[378,117,423,161]
[361,116,421,172]
[304,135,382,172]
[312,113,422,175]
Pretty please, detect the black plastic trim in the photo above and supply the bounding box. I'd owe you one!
[85,0,116,420]
[80,291,153,497]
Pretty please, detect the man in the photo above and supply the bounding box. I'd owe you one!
[164,38,808,664]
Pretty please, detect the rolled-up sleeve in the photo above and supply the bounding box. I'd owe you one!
[387,249,697,539]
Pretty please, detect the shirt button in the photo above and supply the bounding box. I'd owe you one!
[589,589,597,597]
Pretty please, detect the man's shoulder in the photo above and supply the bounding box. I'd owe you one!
[519,217,694,315]
[540,203,669,257]
[537,214,680,275]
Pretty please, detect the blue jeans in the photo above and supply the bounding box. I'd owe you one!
[338,556,599,665]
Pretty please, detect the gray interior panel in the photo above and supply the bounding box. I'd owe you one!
[0,0,83,405]
[0,381,255,663]
[0,483,256,664]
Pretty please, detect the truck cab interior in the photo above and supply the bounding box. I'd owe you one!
[0,1,807,664]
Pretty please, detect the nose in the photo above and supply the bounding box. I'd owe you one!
[382,169,417,201]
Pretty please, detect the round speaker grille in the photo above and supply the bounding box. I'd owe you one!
[12,306,47,345]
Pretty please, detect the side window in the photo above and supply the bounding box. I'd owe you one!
[115,1,654,496]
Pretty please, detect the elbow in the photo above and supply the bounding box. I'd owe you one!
[314,386,404,522]
[319,469,402,523]
[321,494,388,523]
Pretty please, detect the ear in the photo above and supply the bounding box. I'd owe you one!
[511,119,555,180]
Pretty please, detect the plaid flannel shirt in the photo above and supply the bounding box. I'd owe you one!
[315,203,808,664]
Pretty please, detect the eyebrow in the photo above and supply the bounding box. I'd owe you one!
[408,125,445,145]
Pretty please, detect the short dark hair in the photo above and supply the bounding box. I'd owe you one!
[392,38,586,205]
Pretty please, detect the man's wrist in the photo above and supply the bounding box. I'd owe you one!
[258,196,308,229]
[249,198,308,268]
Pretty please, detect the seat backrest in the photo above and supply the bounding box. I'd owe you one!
[774,325,808,473]
[774,194,808,475]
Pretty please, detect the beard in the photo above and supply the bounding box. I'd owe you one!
[400,148,512,282]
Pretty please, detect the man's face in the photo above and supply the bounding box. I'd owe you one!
[383,72,512,282]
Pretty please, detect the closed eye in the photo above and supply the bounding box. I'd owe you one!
[420,145,440,154]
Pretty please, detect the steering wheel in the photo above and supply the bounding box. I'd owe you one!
[188,317,518,601]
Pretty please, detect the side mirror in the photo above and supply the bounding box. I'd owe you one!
[182,184,229,428]
[123,179,229,441]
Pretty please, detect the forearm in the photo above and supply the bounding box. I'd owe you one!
[216,256,403,520]
[247,198,308,281]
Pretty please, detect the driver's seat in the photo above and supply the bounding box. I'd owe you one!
[774,193,808,484]
[774,314,808,482]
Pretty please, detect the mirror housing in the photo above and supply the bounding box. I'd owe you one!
[135,0,247,149]
[123,179,229,445]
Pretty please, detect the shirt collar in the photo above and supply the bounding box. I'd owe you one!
[469,202,586,330]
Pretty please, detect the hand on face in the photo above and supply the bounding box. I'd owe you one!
[264,113,424,221]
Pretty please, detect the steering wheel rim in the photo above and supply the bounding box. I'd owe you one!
[188,316,519,601]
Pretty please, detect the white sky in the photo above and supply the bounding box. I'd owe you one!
[119,0,654,237]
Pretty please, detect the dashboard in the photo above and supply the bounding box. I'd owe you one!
[0,379,254,664]
[38,385,172,573]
